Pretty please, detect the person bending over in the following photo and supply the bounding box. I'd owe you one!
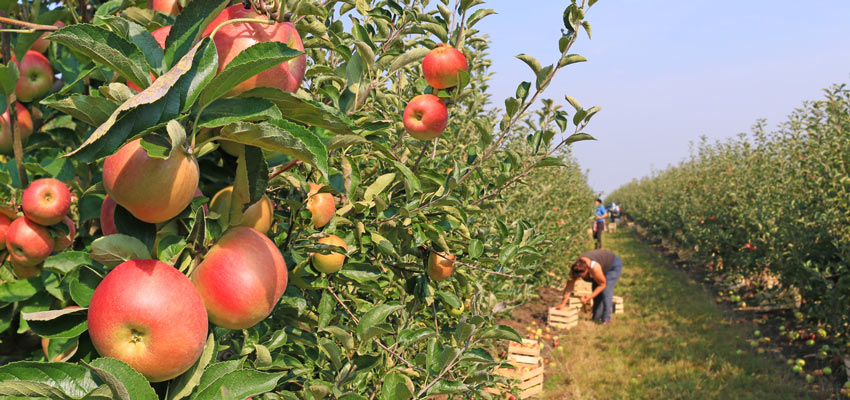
[556,249,623,324]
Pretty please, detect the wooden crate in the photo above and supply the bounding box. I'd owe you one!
[608,222,617,232]
[613,296,625,314]
[507,339,540,364]
[548,307,579,329]
[486,361,544,399]
[574,280,593,295]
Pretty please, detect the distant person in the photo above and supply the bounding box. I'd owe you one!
[556,249,623,324]
[591,198,607,249]
[610,202,621,223]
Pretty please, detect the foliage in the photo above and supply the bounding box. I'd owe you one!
[608,83,850,340]
[0,0,600,398]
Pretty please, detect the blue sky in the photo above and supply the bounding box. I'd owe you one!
[475,1,850,195]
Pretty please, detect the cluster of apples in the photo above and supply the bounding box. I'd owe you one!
[402,44,468,140]
[1,178,75,278]
[523,322,563,351]
[0,24,62,154]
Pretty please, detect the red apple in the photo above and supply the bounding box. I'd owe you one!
[311,234,347,274]
[41,305,81,362]
[100,195,118,235]
[21,178,71,226]
[306,184,335,228]
[152,0,181,16]
[202,5,306,96]
[127,26,170,92]
[191,227,287,329]
[88,259,208,382]
[32,21,65,53]
[209,186,274,234]
[0,213,11,250]
[12,258,41,278]
[15,50,53,102]
[427,251,455,281]
[103,138,199,223]
[53,216,76,252]
[0,103,34,154]
[6,217,54,267]
[403,94,448,140]
[422,44,468,89]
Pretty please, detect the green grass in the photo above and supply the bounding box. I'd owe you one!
[540,228,825,400]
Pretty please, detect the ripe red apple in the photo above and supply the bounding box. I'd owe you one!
[103,138,199,223]
[21,178,71,226]
[311,234,347,274]
[88,259,208,382]
[202,5,306,96]
[306,184,335,228]
[127,26,170,92]
[100,195,118,235]
[15,50,54,102]
[403,94,448,140]
[0,103,34,154]
[0,213,11,251]
[41,305,81,362]
[53,216,76,252]
[209,186,273,234]
[152,0,180,16]
[422,44,468,89]
[427,251,456,281]
[7,217,54,267]
[11,258,41,278]
[191,227,287,329]
[32,21,65,53]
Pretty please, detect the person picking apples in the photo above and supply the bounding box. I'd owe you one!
[555,249,623,324]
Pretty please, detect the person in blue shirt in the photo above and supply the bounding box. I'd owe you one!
[592,198,608,249]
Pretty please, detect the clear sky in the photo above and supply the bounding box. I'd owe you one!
[475,1,850,196]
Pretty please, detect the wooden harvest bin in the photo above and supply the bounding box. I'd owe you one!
[613,296,625,314]
[486,361,544,399]
[508,339,540,358]
[548,307,579,329]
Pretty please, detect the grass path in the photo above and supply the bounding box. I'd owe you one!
[540,228,824,399]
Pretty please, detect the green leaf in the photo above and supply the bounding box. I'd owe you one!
[435,291,461,309]
[219,120,328,178]
[326,135,369,151]
[426,380,468,395]
[199,42,303,106]
[22,307,88,339]
[67,266,102,307]
[380,372,413,400]
[195,360,242,395]
[41,94,118,127]
[354,41,375,69]
[0,276,43,302]
[370,232,397,258]
[386,47,429,75]
[177,39,219,113]
[516,53,541,75]
[535,157,567,168]
[391,161,421,199]
[515,81,531,102]
[421,23,448,43]
[42,251,91,275]
[191,370,284,400]
[97,16,165,75]
[241,88,354,135]
[398,327,437,346]
[86,358,157,400]
[565,95,582,112]
[468,239,483,258]
[564,132,595,145]
[64,40,204,162]
[0,362,99,399]
[195,98,282,128]
[582,20,593,39]
[167,334,216,400]
[162,0,229,70]
[90,234,151,268]
[467,8,496,27]
[0,61,18,97]
[584,105,602,122]
[478,325,521,342]
[318,290,334,329]
[504,97,519,117]
[364,173,396,202]
[47,24,152,89]
[355,304,403,339]
[559,53,587,67]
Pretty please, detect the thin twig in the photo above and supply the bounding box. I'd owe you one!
[326,285,425,372]
[0,16,58,31]
[414,339,473,398]
[268,159,300,179]
[1,13,28,188]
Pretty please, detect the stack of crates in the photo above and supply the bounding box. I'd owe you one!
[486,339,544,399]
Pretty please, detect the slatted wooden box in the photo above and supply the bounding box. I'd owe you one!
[548,307,579,329]
[613,296,625,314]
[609,222,617,232]
[486,361,544,399]
[574,279,593,295]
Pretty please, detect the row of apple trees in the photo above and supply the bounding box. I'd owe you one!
[608,83,850,342]
[0,0,599,398]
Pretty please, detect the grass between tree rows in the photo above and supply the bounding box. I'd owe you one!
[538,228,826,400]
